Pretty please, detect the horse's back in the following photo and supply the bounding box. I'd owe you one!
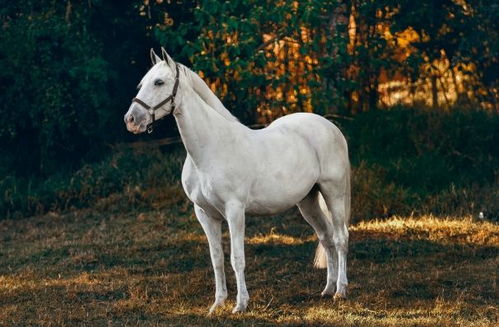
[267,112,344,139]
[266,113,348,162]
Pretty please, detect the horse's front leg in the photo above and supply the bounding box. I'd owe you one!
[194,205,227,314]
[225,201,249,313]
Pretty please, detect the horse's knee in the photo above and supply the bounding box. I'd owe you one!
[231,255,245,271]
[319,238,333,249]
[333,232,348,253]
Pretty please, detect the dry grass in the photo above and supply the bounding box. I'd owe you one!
[0,195,497,326]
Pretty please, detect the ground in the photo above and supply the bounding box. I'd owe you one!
[0,193,497,326]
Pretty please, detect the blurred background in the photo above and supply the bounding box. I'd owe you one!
[0,0,497,221]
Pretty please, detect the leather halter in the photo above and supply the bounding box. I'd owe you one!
[132,62,180,133]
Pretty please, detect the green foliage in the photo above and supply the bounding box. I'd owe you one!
[347,107,498,192]
[0,1,497,221]
[1,107,497,220]
[0,1,112,173]
[391,0,498,104]
[150,0,498,115]
[0,1,159,176]
[0,147,185,219]
[346,107,499,220]
[152,0,350,121]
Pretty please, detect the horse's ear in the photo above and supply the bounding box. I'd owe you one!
[161,47,175,69]
[150,48,161,65]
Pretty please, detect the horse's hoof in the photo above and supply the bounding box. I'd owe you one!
[333,292,346,301]
[208,306,218,315]
[321,288,335,297]
[231,303,248,313]
[208,299,226,315]
[232,306,246,313]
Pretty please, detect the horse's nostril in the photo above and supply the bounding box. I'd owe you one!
[128,114,134,123]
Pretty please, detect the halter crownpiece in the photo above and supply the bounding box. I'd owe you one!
[132,62,180,133]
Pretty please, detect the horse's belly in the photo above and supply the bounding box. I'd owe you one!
[245,172,318,215]
[245,184,314,215]
[245,200,299,215]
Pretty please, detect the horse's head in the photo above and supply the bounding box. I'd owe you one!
[124,48,181,134]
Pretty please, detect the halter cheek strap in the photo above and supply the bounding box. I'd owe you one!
[132,62,180,133]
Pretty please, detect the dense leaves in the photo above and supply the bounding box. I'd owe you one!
[0,1,155,175]
[1,3,107,173]
[0,0,497,180]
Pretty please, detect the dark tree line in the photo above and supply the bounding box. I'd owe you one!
[1,0,497,176]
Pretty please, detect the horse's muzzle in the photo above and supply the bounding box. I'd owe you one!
[124,107,149,134]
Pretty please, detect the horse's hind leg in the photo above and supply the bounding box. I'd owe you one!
[319,176,350,299]
[297,188,338,296]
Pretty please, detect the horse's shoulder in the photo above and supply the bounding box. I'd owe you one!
[181,156,200,191]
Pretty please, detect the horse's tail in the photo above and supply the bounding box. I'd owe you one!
[313,164,351,269]
[314,243,328,268]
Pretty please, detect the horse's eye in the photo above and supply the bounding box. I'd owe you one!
[154,79,164,86]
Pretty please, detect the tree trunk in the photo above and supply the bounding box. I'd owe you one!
[324,0,350,114]
[431,75,439,107]
[368,79,378,110]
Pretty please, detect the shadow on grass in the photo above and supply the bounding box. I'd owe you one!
[1,210,497,325]
[350,238,497,263]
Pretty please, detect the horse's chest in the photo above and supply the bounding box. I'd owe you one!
[182,163,227,209]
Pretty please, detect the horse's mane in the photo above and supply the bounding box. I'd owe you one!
[180,64,239,123]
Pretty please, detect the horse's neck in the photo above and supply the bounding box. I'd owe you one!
[183,65,238,123]
[175,88,242,167]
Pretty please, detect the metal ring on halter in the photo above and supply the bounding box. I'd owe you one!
[147,109,155,133]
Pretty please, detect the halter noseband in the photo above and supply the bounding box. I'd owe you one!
[132,62,180,133]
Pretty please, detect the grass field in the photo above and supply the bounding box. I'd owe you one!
[1,191,497,326]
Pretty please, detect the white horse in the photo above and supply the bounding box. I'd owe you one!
[124,48,351,314]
